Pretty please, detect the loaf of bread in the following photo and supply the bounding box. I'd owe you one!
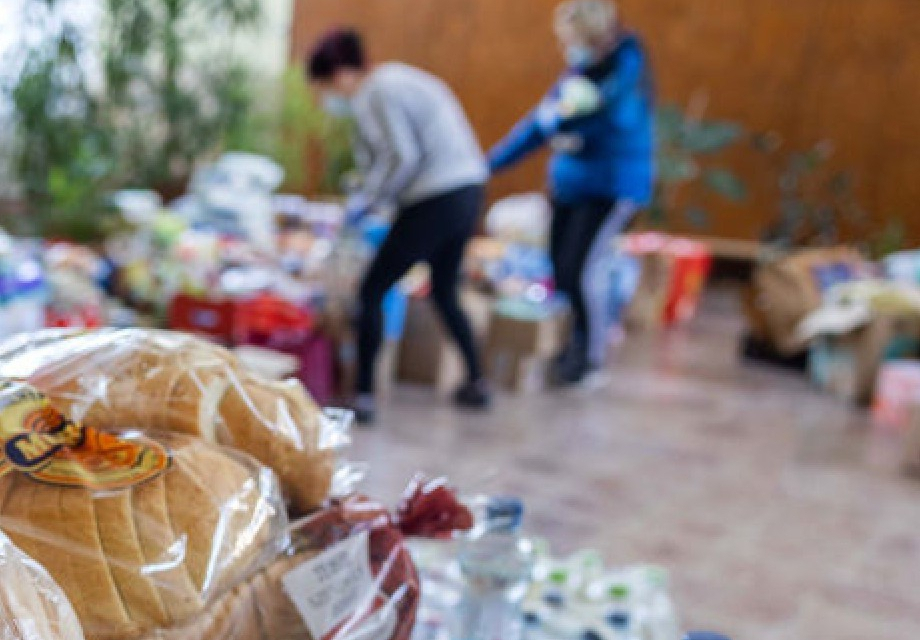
[140,552,312,640]
[0,530,85,640]
[0,418,284,640]
[141,495,423,640]
[217,376,335,512]
[0,329,338,513]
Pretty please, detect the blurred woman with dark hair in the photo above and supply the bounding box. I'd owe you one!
[308,29,490,424]
[490,0,655,386]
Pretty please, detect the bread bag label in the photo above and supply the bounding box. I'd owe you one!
[282,530,377,640]
[0,380,169,490]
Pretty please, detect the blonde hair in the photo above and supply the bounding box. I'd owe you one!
[555,0,618,47]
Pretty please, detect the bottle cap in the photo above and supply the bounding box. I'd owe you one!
[486,496,524,531]
[543,590,565,608]
[549,568,569,585]
[608,583,630,600]
[606,612,630,629]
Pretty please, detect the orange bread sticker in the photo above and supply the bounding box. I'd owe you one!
[0,380,169,489]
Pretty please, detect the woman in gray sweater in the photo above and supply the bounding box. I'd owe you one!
[309,29,490,424]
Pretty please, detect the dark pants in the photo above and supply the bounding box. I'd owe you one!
[550,198,635,368]
[357,184,485,395]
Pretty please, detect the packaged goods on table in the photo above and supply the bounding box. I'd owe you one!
[0,234,46,336]
[273,195,343,236]
[0,381,286,640]
[175,153,284,253]
[0,329,349,514]
[0,529,84,640]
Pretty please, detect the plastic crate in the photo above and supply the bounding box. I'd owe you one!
[167,295,238,344]
[234,293,314,343]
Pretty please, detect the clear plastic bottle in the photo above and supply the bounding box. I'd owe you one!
[410,537,463,640]
[458,497,534,640]
[605,583,634,640]
[648,568,681,640]
[409,539,463,640]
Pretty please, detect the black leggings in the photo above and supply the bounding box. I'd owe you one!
[550,198,635,368]
[357,184,485,395]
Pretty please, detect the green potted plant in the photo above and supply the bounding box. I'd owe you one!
[6,0,271,240]
[5,19,121,242]
[100,0,264,194]
[227,66,356,197]
[648,102,747,229]
[755,137,869,250]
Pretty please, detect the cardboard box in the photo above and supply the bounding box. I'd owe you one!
[396,289,491,395]
[809,313,920,405]
[323,299,399,402]
[622,234,711,331]
[625,251,673,330]
[751,246,867,355]
[485,306,566,394]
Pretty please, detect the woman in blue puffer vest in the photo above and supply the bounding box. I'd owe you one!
[489,0,655,385]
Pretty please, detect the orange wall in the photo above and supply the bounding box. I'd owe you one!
[291,0,920,244]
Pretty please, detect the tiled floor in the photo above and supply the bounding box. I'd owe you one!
[351,288,920,640]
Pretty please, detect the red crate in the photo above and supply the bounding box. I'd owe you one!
[233,293,314,343]
[169,293,333,402]
[167,295,238,344]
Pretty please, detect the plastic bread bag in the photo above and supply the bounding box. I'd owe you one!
[1,530,85,640]
[0,381,288,640]
[139,476,474,640]
[0,328,353,514]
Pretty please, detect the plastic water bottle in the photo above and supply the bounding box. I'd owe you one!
[604,583,634,640]
[409,538,463,640]
[644,568,680,640]
[458,497,534,640]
